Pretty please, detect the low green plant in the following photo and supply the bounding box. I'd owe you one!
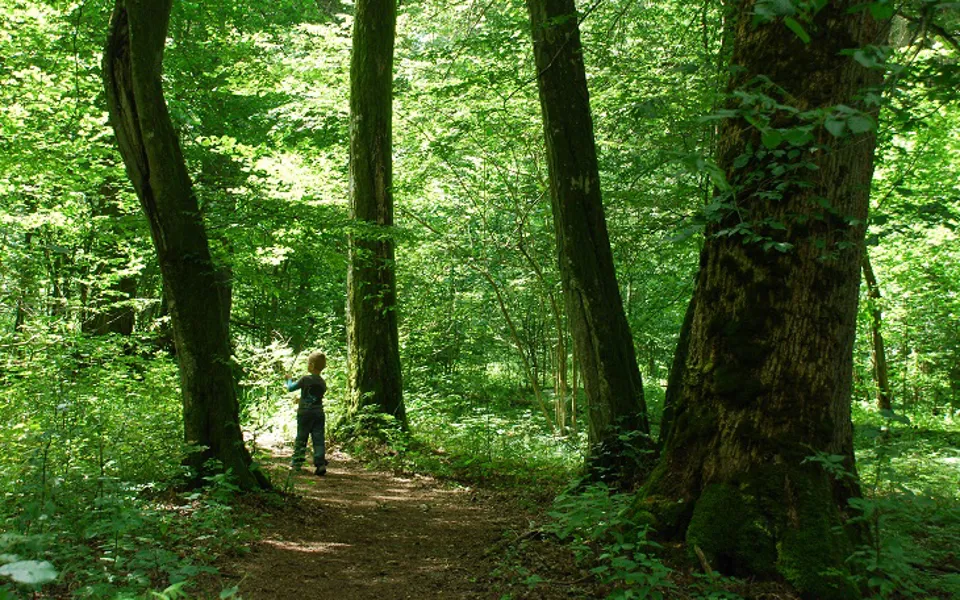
[807,407,960,599]
[546,482,674,599]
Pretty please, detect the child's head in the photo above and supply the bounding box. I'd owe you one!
[307,351,327,375]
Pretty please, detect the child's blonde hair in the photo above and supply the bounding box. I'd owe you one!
[307,351,327,373]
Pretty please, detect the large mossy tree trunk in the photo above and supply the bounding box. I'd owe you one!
[526,0,649,483]
[346,0,406,425]
[103,0,268,490]
[641,3,885,597]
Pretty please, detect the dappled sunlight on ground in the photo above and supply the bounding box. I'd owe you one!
[225,450,523,599]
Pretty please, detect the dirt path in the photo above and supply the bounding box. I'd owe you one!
[229,450,529,600]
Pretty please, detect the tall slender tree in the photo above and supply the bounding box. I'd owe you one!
[102,0,268,490]
[863,249,892,411]
[346,0,406,424]
[641,2,886,596]
[526,0,649,482]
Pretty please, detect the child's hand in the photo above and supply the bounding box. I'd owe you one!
[284,373,292,380]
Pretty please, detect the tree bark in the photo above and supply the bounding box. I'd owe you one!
[346,0,406,425]
[641,3,885,597]
[862,249,892,411]
[526,0,650,484]
[102,0,268,490]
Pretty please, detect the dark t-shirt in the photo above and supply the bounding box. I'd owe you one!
[286,374,326,411]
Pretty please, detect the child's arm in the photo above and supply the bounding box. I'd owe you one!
[284,375,302,392]
[284,375,302,404]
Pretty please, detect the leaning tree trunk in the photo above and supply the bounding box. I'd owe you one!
[862,249,892,411]
[526,0,649,484]
[346,0,406,425]
[641,3,885,598]
[103,0,268,490]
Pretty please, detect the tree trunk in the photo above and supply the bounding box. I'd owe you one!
[480,269,556,433]
[102,0,268,490]
[346,0,405,425]
[526,0,650,484]
[862,249,892,411]
[13,231,32,335]
[82,182,137,337]
[517,237,568,434]
[641,3,885,597]
[571,347,578,434]
[659,285,697,447]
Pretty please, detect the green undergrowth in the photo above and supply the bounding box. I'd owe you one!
[0,331,264,598]
[495,403,960,600]
[336,373,582,490]
[1,471,258,599]
[332,372,959,599]
[847,403,960,599]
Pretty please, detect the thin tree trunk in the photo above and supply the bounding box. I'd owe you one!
[571,349,578,434]
[517,240,567,433]
[13,231,32,335]
[102,0,267,490]
[862,249,892,411]
[481,270,557,433]
[401,207,555,431]
[659,285,697,447]
[83,182,137,336]
[346,0,406,425]
[641,2,886,596]
[526,0,650,484]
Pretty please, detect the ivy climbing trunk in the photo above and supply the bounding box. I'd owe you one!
[526,0,649,482]
[641,2,885,597]
[102,0,268,490]
[346,0,406,425]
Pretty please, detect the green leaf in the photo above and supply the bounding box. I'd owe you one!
[220,586,240,599]
[852,49,881,68]
[743,114,765,130]
[880,409,911,425]
[784,17,811,44]
[824,119,846,137]
[762,130,783,149]
[847,115,874,134]
[774,242,794,252]
[869,2,895,21]
[784,127,813,147]
[0,560,57,585]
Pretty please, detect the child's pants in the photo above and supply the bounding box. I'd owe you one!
[292,408,326,468]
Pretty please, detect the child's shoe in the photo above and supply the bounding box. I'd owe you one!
[314,466,326,476]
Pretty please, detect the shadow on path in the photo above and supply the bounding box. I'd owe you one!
[233,450,519,600]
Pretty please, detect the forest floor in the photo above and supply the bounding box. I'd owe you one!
[214,449,600,600]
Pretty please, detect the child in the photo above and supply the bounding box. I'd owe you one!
[284,351,328,476]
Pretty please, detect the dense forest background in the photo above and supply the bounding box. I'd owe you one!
[1,0,958,598]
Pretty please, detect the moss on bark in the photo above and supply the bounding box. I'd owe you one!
[641,463,861,599]
[685,483,777,578]
[775,469,859,600]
